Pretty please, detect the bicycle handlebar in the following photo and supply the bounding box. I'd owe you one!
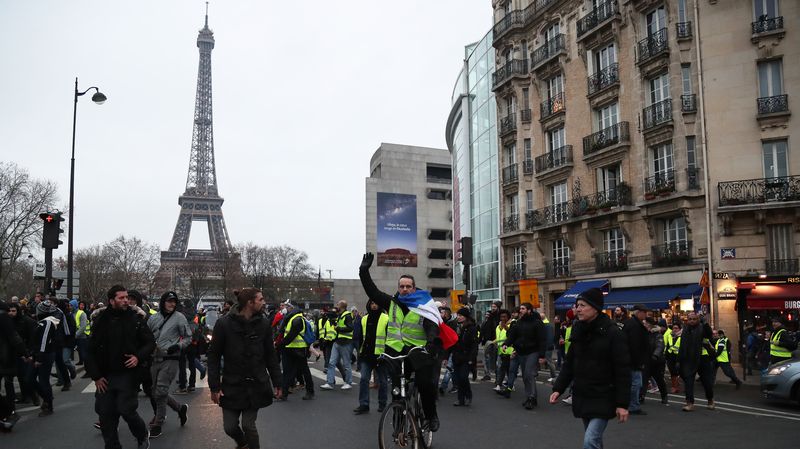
[378,345,428,361]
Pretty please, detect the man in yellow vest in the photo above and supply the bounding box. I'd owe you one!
[677,312,715,411]
[316,307,338,374]
[277,302,315,401]
[769,317,796,365]
[664,323,681,393]
[713,329,742,389]
[493,309,513,393]
[72,300,89,366]
[353,299,389,414]
[320,300,354,390]
[359,253,443,432]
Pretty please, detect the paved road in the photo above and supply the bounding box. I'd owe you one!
[3,358,798,449]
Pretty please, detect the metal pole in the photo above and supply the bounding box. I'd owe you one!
[67,78,78,300]
[44,248,53,295]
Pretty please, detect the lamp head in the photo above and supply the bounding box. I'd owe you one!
[91,91,107,104]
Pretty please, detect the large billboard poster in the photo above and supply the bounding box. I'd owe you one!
[377,192,418,267]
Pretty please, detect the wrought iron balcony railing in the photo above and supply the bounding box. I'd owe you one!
[503,214,520,233]
[766,258,799,275]
[718,175,800,206]
[687,167,701,190]
[752,16,784,34]
[525,185,632,229]
[681,94,697,112]
[493,10,525,42]
[535,145,572,173]
[595,250,628,273]
[502,163,519,185]
[676,21,692,39]
[644,170,676,197]
[531,34,566,68]
[545,259,571,279]
[583,121,630,156]
[637,28,668,63]
[587,63,619,96]
[643,98,673,130]
[523,159,534,175]
[500,113,517,135]
[540,92,566,119]
[492,59,529,89]
[584,185,632,211]
[652,241,692,268]
[520,108,532,122]
[507,265,526,282]
[757,94,789,115]
[577,0,617,37]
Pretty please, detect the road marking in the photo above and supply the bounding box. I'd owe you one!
[660,393,800,418]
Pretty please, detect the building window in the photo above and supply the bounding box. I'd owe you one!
[522,88,530,109]
[649,73,671,105]
[646,6,666,36]
[662,217,687,246]
[758,59,783,98]
[604,228,625,253]
[762,140,788,178]
[597,164,621,194]
[505,142,517,165]
[427,189,449,200]
[652,142,674,177]
[754,0,780,20]
[524,139,532,161]
[430,287,450,298]
[526,190,534,212]
[552,239,570,275]
[551,181,568,221]
[678,0,688,23]
[593,42,617,74]
[544,22,560,41]
[686,136,697,169]
[428,229,450,240]
[428,249,449,259]
[681,65,692,95]
[521,40,529,63]
[507,193,519,216]
[513,245,526,271]
[595,102,619,131]
[547,127,566,151]
[426,164,451,183]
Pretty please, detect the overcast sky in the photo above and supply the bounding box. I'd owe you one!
[1,0,491,279]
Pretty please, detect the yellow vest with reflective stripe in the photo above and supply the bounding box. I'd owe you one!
[336,311,354,340]
[771,329,792,358]
[496,324,513,355]
[317,317,336,341]
[284,314,308,348]
[360,313,389,355]
[716,337,730,363]
[701,338,711,356]
[386,301,427,350]
[664,331,679,355]
[565,325,573,354]
[75,309,85,329]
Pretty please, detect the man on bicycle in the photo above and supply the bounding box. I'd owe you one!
[359,253,442,432]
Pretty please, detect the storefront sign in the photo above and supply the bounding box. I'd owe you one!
[720,248,736,259]
[788,277,800,284]
[718,292,737,299]
[786,300,800,309]
[713,272,731,280]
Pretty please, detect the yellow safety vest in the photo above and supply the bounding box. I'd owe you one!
[360,313,389,355]
[771,329,792,358]
[564,325,573,354]
[386,301,427,351]
[701,338,711,357]
[74,309,85,329]
[495,324,513,355]
[716,337,729,363]
[284,314,308,348]
[317,317,337,341]
[336,311,353,340]
[664,330,680,355]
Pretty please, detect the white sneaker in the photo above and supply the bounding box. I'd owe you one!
[320,383,334,390]
[493,385,502,392]
[341,383,352,390]
[562,396,572,405]
[547,377,556,383]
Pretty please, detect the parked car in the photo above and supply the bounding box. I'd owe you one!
[761,357,800,405]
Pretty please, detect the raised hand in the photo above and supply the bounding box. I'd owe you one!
[360,252,374,270]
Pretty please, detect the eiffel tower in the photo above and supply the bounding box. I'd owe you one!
[156,9,240,299]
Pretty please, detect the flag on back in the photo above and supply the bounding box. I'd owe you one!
[395,290,458,349]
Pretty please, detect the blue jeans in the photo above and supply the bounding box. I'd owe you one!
[629,370,642,412]
[327,341,353,385]
[483,344,497,377]
[358,359,388,408]
[439,355,453,389]
[582,418,608,449]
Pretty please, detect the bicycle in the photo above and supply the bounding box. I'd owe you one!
[378,346,434,449]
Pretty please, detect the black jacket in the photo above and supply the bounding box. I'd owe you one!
[504,313,546,356]
[479,312,499,345]
[207,308,282,410]
[11,312,37,349]
[0,311,28,375]
[678,322,714,368]
[86,306,155,381]
[452,320,478,365]
[622,316,650,370]
[553,314,631,419]
[358,310,384,360]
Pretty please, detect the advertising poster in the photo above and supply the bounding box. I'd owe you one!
[377,192,418,267]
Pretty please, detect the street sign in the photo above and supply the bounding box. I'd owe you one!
[720,248,736,259]
[33,263,46,280]
[713,272,732,280]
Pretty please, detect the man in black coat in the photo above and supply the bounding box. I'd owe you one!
[622,304,650,415]
[479,301,501,381]
[551,288,630,449]
[501,302,546,409]
[87,285,155,449]
[678,311,715,412]
[452,308,478,407]
[208,288,282,449]
[6,303,38,407]
[0,302,30,429]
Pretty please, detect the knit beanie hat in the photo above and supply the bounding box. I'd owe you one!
[37,299,58,316]
[457,307,473,319]
[576,288,604,312]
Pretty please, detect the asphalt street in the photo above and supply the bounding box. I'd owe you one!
[2,358,798,449]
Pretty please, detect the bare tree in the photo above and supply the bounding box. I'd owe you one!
[265,245,315,280]
[104,235,160,296]
[0,162,59,298]
[237,242,269,289]
[73,245,112,302]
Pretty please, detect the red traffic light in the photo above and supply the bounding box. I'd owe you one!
[39,213,55,223]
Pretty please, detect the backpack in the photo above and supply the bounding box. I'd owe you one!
[299,316,316,345]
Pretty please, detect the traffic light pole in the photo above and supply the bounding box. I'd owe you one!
[44,247,53,296]
[67,78,78,300]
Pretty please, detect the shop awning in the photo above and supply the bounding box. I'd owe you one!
[603,284,703,310]
[554,279,609,310]
[745,283,800,310]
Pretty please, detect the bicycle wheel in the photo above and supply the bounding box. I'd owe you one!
[378,401,420,449]
[410,385,433,448]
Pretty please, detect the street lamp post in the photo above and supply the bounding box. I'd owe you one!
[67,77,106,300]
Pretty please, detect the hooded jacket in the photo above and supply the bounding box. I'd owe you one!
[0,308,29,374]
[504,312,546,356]
[86,305,155,380]
[622,316,650,370]
[147,297,191,360]
[452,318,479,365]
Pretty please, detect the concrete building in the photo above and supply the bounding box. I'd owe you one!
[446,31,503,317]
[331,278,369,312]
[491,0,709,321]
[365,143,454,300]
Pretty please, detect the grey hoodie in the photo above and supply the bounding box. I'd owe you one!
[147,310,191,360]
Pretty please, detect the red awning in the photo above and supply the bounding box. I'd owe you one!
[745,283,800,310]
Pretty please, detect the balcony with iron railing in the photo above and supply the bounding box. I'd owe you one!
[652,241,692,268]
[503,214,520,233]
[540,92,565,120]
[500,113,517,136]
[637,28,668,64]
[644,170,676,198]
[523,159,534,175]
[718,175,800,207]
[681,94,697,113]
[531,34,566,70]
[507,264,526,282]
[525,185,632,229]
[520,108,532,122]
[587,63,619,96]
[493,10,525,43]
[595,250,628,273]
[582,121,630,157]
[544,259,571,279]
[676,21,692,39]
[765,258,799,275]
[642,98,673,130]
[535,145,573,174]
[492,59,529,90]
[757,94,789,116]
[752,16,784,35]
[502,163,519,185]
[577,0,618,38]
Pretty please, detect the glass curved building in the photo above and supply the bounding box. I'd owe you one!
[445,31,500,315]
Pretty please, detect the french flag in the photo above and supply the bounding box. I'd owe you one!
[396,290,458,349]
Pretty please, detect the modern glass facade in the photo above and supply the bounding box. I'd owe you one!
[446,31,499,316]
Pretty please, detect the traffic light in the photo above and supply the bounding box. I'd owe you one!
[39,212,64,249]
[52,278,64,291]
[457,237,473,265]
